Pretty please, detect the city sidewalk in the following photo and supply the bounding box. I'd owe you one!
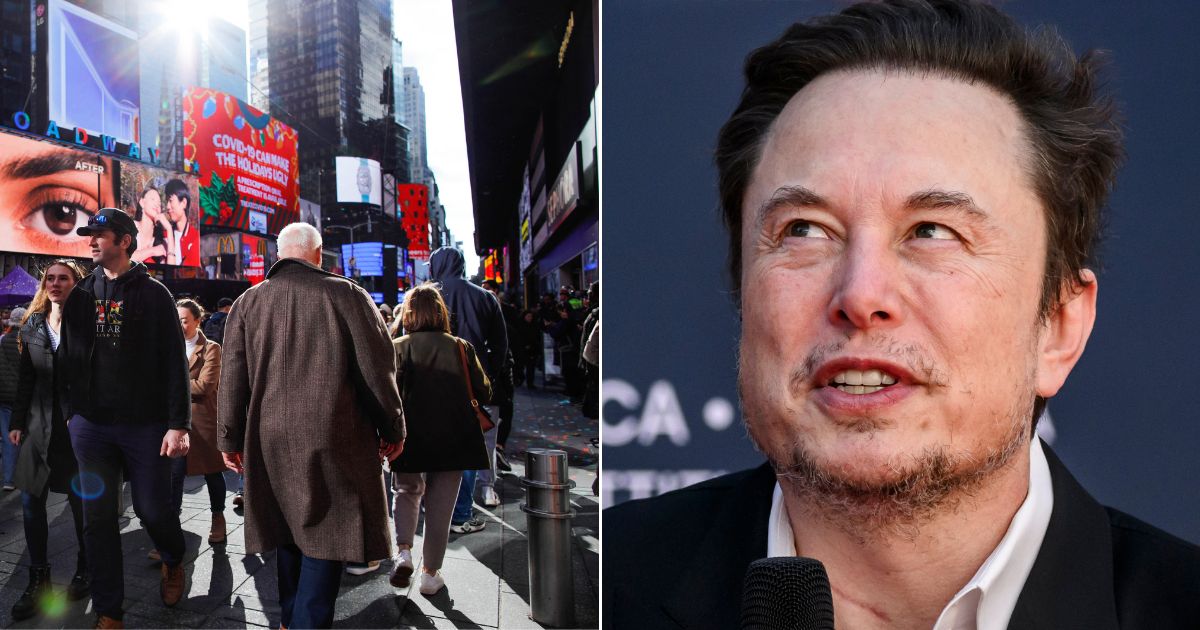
[0,387,598,629]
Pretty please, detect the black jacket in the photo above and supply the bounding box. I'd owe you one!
[202,310,228,344]
[0,329,20,404]
[60,263,191,429]
[428,248,509,379]
[604,443,1200,629]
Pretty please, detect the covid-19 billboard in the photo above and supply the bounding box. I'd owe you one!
[183,87,300,236]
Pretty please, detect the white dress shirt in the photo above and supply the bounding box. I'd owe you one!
[766,437,1055,630]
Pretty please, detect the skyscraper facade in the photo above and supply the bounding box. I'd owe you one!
[264,0,397,208]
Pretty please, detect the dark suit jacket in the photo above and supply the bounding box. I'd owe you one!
[604,443,1200,629]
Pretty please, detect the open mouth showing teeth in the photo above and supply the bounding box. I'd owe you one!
[828,369,897,395]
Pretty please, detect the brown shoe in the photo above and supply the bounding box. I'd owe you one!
[94,614,124,628]
[209,512,227,544]
[160,563,185,606]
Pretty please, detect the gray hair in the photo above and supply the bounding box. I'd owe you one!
[278,222,323,258]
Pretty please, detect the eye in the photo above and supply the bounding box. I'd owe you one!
[21,189,98,238]
[785,220,832,239]
[912,222,958,240]
[28,203,94,236]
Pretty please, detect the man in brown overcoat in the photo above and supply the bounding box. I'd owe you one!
[217,222,405,628]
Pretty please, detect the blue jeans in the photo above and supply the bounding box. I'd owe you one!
[277,543,343,628]
[452,469,476,524]
[69,415,185,619]
[0,405,17,485]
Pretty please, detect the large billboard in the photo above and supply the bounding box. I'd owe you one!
[46,0,140,146]
[183,87,300,236]
[0,131,116,258]
[119,164,201,266]
[335,156,382,205]
[398,183,430,261]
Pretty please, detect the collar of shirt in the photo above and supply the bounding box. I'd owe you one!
[766,437,1054,630]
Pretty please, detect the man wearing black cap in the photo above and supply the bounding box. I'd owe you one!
[61,207,192,628]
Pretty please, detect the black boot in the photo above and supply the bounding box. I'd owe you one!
[11,564,51,620]
[67,560,90,601]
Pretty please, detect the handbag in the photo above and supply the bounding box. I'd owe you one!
[456,340,495,432]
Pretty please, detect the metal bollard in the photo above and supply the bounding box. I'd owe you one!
[521,449,577,628]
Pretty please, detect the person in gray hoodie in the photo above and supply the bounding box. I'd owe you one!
[428,247,508,531]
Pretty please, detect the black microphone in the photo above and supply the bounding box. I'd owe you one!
[740,557,835,630]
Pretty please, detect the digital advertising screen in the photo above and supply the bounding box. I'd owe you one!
[397,183,429,261]
[0,131,115,258]
[341,242,384,277]
[46,0,140,146]
[120,164,201,267]
[183,87,300,236]
[335,156,382,205]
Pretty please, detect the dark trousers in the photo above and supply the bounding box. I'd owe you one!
[22,487,85,568]
[69,415,186,619]
[169,457,227,513]
[497,397,515,448]
[277,543,343,629]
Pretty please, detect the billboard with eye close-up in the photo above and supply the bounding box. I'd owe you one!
[0,131,116,258]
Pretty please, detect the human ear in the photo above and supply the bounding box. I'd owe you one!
[1035,269,1098,397]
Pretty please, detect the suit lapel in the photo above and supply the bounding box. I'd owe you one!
[1007,442,1119,629]
[661,463,776,629]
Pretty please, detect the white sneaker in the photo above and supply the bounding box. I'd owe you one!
[345,560,380,575]
[419,570,445,595]
[482,486,500,507]
[389,549,414,588]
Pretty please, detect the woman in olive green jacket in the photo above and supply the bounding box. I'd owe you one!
[389,284,491,595]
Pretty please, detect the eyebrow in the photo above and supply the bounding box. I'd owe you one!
[753,185,990,229]
[905,189,989,219]
[753,185,828,231]
[0,152,92,180]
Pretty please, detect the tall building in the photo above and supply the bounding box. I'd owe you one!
[264,0,397,209]
[0,0,33,118]
[248,0,270,111]
[139,16,247,169]
[402,67,427,184]
[201,18,249,102]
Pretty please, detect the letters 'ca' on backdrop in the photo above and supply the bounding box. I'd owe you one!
[603,0,1200,544]
[182,87,300,236]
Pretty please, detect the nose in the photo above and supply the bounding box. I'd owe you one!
[827,237,905,331]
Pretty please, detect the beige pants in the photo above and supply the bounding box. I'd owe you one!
[392,471,464,572]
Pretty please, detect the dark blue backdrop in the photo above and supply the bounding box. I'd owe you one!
[602,0,1200,545]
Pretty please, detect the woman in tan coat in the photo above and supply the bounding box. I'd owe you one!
[166,299,227,546]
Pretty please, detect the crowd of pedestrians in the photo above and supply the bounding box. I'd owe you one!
[0,211,601,629]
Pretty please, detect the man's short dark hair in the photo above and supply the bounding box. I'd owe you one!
[715,0,1124,319]
[218,297,234,309]
[164,179,190,208]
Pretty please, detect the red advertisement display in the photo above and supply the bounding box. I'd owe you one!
[183,88,300,236]
[242,234,266,285]
[398,184,430,261]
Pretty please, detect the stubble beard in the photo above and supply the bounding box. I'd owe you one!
[738,336,1033,544]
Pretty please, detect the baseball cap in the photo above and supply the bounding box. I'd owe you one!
[8,307,27,328]
[76,207,138,238]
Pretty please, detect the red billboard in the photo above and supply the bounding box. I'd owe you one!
[398,183,429,261]
[182,87,299,236]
